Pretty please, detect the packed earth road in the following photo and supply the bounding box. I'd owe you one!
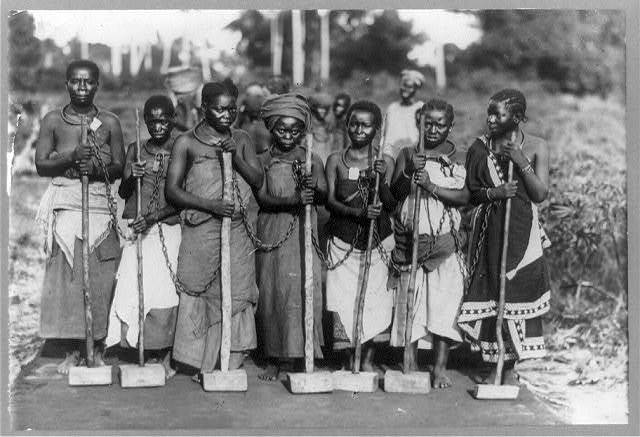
[9,343,562,432]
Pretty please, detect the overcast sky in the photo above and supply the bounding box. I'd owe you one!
[30,9,482,66]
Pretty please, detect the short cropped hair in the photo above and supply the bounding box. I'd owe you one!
[489,88,528,122]
[334,93,351,106]
[266,75,291,95]
[144,95,175,118]
[417,98,455,124]
[201,78,239,105]
[66,60,100,81]
[345,100,383,130]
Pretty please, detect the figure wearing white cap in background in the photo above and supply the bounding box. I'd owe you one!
[381,69,426,160]
[164,66,203,132]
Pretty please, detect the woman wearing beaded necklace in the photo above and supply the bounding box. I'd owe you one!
[34,59,124,374]
[165,79,263,378]
[324,100,397,373]
[105,95,181,379]
[390,99,469,389]
[458,89,551,387]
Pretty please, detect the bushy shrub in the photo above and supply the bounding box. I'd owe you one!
[450,10,625,97]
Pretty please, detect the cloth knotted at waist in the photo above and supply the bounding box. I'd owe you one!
[391,231,456,273]
[35,176,113,267]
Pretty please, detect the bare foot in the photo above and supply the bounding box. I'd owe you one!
[258,364,279,382]
[229,352,245,370]
[161,353,176,380]
[361,361,376,373]
[57,351,80,375]
[486,365,519,385]
[503,367,519,386]
[361,344,376,373]
[191,373,201,384]
[402,345,418,372]
[164,366,177,380]
[486,366,498,384]
[432,368,453,389]
[340,352,351,371]
[93,350,106,367]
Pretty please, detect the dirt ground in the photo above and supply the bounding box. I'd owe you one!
[9,346,562,432]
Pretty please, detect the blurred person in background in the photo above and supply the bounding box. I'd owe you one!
[306,91,334,164]
[164,66,203,132]
[329,92,351,152]
[265,75,291,96]
[235,82,271,156]
[381,69,426,160]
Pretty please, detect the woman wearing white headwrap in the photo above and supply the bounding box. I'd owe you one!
[381,69,427,160]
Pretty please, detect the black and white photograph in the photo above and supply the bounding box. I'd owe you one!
[3,4,635,433]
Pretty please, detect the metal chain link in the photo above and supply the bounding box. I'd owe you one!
[374,192,448,273]
[144,155,221,297]
[233,176,299,252]
[88,136,136,242]
[312,223,364,271]
[446,207,469,287]
[464,202,494,293]
[311,174,371,270]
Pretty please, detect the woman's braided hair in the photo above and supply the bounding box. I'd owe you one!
[489,88,528,122]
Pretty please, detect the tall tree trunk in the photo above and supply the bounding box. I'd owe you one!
[144,44,153,71]
[200,44,212,82]
[318,10,330,82]
[130,43,148,77]
[270,12,283,76]
[291,9,304,86]
[159,35,173,74]
[81,41,89,59]
[179,36,190,67]
[111,45,122,77]
[434,43,446,89]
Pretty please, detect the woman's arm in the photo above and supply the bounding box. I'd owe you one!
[165,135,233,217]
[325,153,362,218]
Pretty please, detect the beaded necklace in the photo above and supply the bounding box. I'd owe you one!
[487,130,525,183]
[60,104,100,126]
[193,121,226,147]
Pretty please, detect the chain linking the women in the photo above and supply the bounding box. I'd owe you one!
[145,156,221,297]
[89,136,135,242]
